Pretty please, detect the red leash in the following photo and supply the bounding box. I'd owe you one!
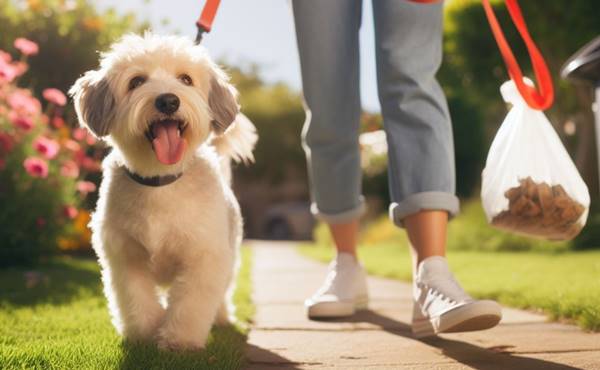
[195,0,554,110]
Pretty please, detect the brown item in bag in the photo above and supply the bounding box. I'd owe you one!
[491,177,586,240]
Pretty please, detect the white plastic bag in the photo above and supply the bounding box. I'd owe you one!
[481,80,590,240]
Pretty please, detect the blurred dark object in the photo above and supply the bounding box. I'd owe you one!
[561,36,600,84]
[562,36,600,249]
[448,95,486,197]
[561,36,600,197]
[263,202,315,240]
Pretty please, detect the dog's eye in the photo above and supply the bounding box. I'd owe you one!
[128,76,146,91]
[178,74,193,86]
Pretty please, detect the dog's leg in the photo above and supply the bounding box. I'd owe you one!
[101,238,165,341]
[214,300,233,326]
[214,272,237,327]
[156,249,233,350]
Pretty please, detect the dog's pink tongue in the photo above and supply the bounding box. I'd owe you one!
[151,120,187,165]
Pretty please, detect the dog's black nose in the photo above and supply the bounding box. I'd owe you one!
[155,93,180,115]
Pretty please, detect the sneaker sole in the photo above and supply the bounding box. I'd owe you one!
[307,295,369,319]
[412,300,502,338]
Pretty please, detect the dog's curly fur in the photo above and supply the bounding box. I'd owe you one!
[69,33,257,350]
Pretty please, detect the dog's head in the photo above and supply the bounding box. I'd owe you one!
[69,33,239,176]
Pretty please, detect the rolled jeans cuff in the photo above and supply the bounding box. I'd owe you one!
[311,196,366,224]
[389,191,460,228]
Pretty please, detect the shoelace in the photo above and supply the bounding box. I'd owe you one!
[418,276,471,306]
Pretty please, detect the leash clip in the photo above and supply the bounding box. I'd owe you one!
[195,25,208,45]
[194,0,221,45]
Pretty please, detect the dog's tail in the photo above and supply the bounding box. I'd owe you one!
[211,113,257,164]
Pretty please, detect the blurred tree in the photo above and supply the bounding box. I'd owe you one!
[0,0,147,100]
[229,66,307,186]
[447,95,486,197]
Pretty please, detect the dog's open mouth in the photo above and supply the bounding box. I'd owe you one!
[145,119,188,165]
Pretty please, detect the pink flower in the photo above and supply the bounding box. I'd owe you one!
[63,205,78,219]
[8,90,41,115]
[0,57,19,83]
[0,50,11,63]
[86,134,96,145]
[76,180,96,194]
[63,139,81,152]
[36,217,46,228]
[51,116,65,128]
[13,61,27,76]
[14,38,39,56]
[9,112,34,131]
[0,50,27,82]
[33,136,59,159]
[42,88,67,106]
[80,156,101,172]
[23,157,48,178]
[73,127,87,141]
[60,160,79,178]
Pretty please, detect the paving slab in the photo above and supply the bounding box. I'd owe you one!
[244,241,600,369]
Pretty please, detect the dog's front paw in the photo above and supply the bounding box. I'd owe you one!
[156,328,206,352]
[122,307,166,342]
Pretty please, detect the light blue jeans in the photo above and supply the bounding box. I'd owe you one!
[292,0,460,227]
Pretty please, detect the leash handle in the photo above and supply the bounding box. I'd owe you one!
[482,0,554,110]
[195,0,221,44]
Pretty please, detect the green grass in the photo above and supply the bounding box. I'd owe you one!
[299,244,600,331]
[0,247,254,370]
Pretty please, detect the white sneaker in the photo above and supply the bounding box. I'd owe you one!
[305,253,369,319]
[412,256,502,338]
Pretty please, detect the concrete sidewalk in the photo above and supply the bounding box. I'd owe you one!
[244,241,600,369]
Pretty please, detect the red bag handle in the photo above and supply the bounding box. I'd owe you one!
[397,0,555,110]
[481,0,554,110]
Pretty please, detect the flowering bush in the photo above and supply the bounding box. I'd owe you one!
[0,0,146,100]
[0,38,101,266]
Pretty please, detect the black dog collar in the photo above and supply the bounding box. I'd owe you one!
[123,167,182,187]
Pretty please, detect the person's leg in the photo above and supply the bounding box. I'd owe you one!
[292,0,368,318]
[372,0,458,230]
[329,221,359,259]
[404,210,447,268]
[372,0,501,337]
[292,0,365,229]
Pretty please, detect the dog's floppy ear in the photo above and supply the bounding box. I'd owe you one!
[69,70,115,138]
[208,71,239,134]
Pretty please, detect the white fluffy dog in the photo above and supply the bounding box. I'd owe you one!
[69,33,256,350]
